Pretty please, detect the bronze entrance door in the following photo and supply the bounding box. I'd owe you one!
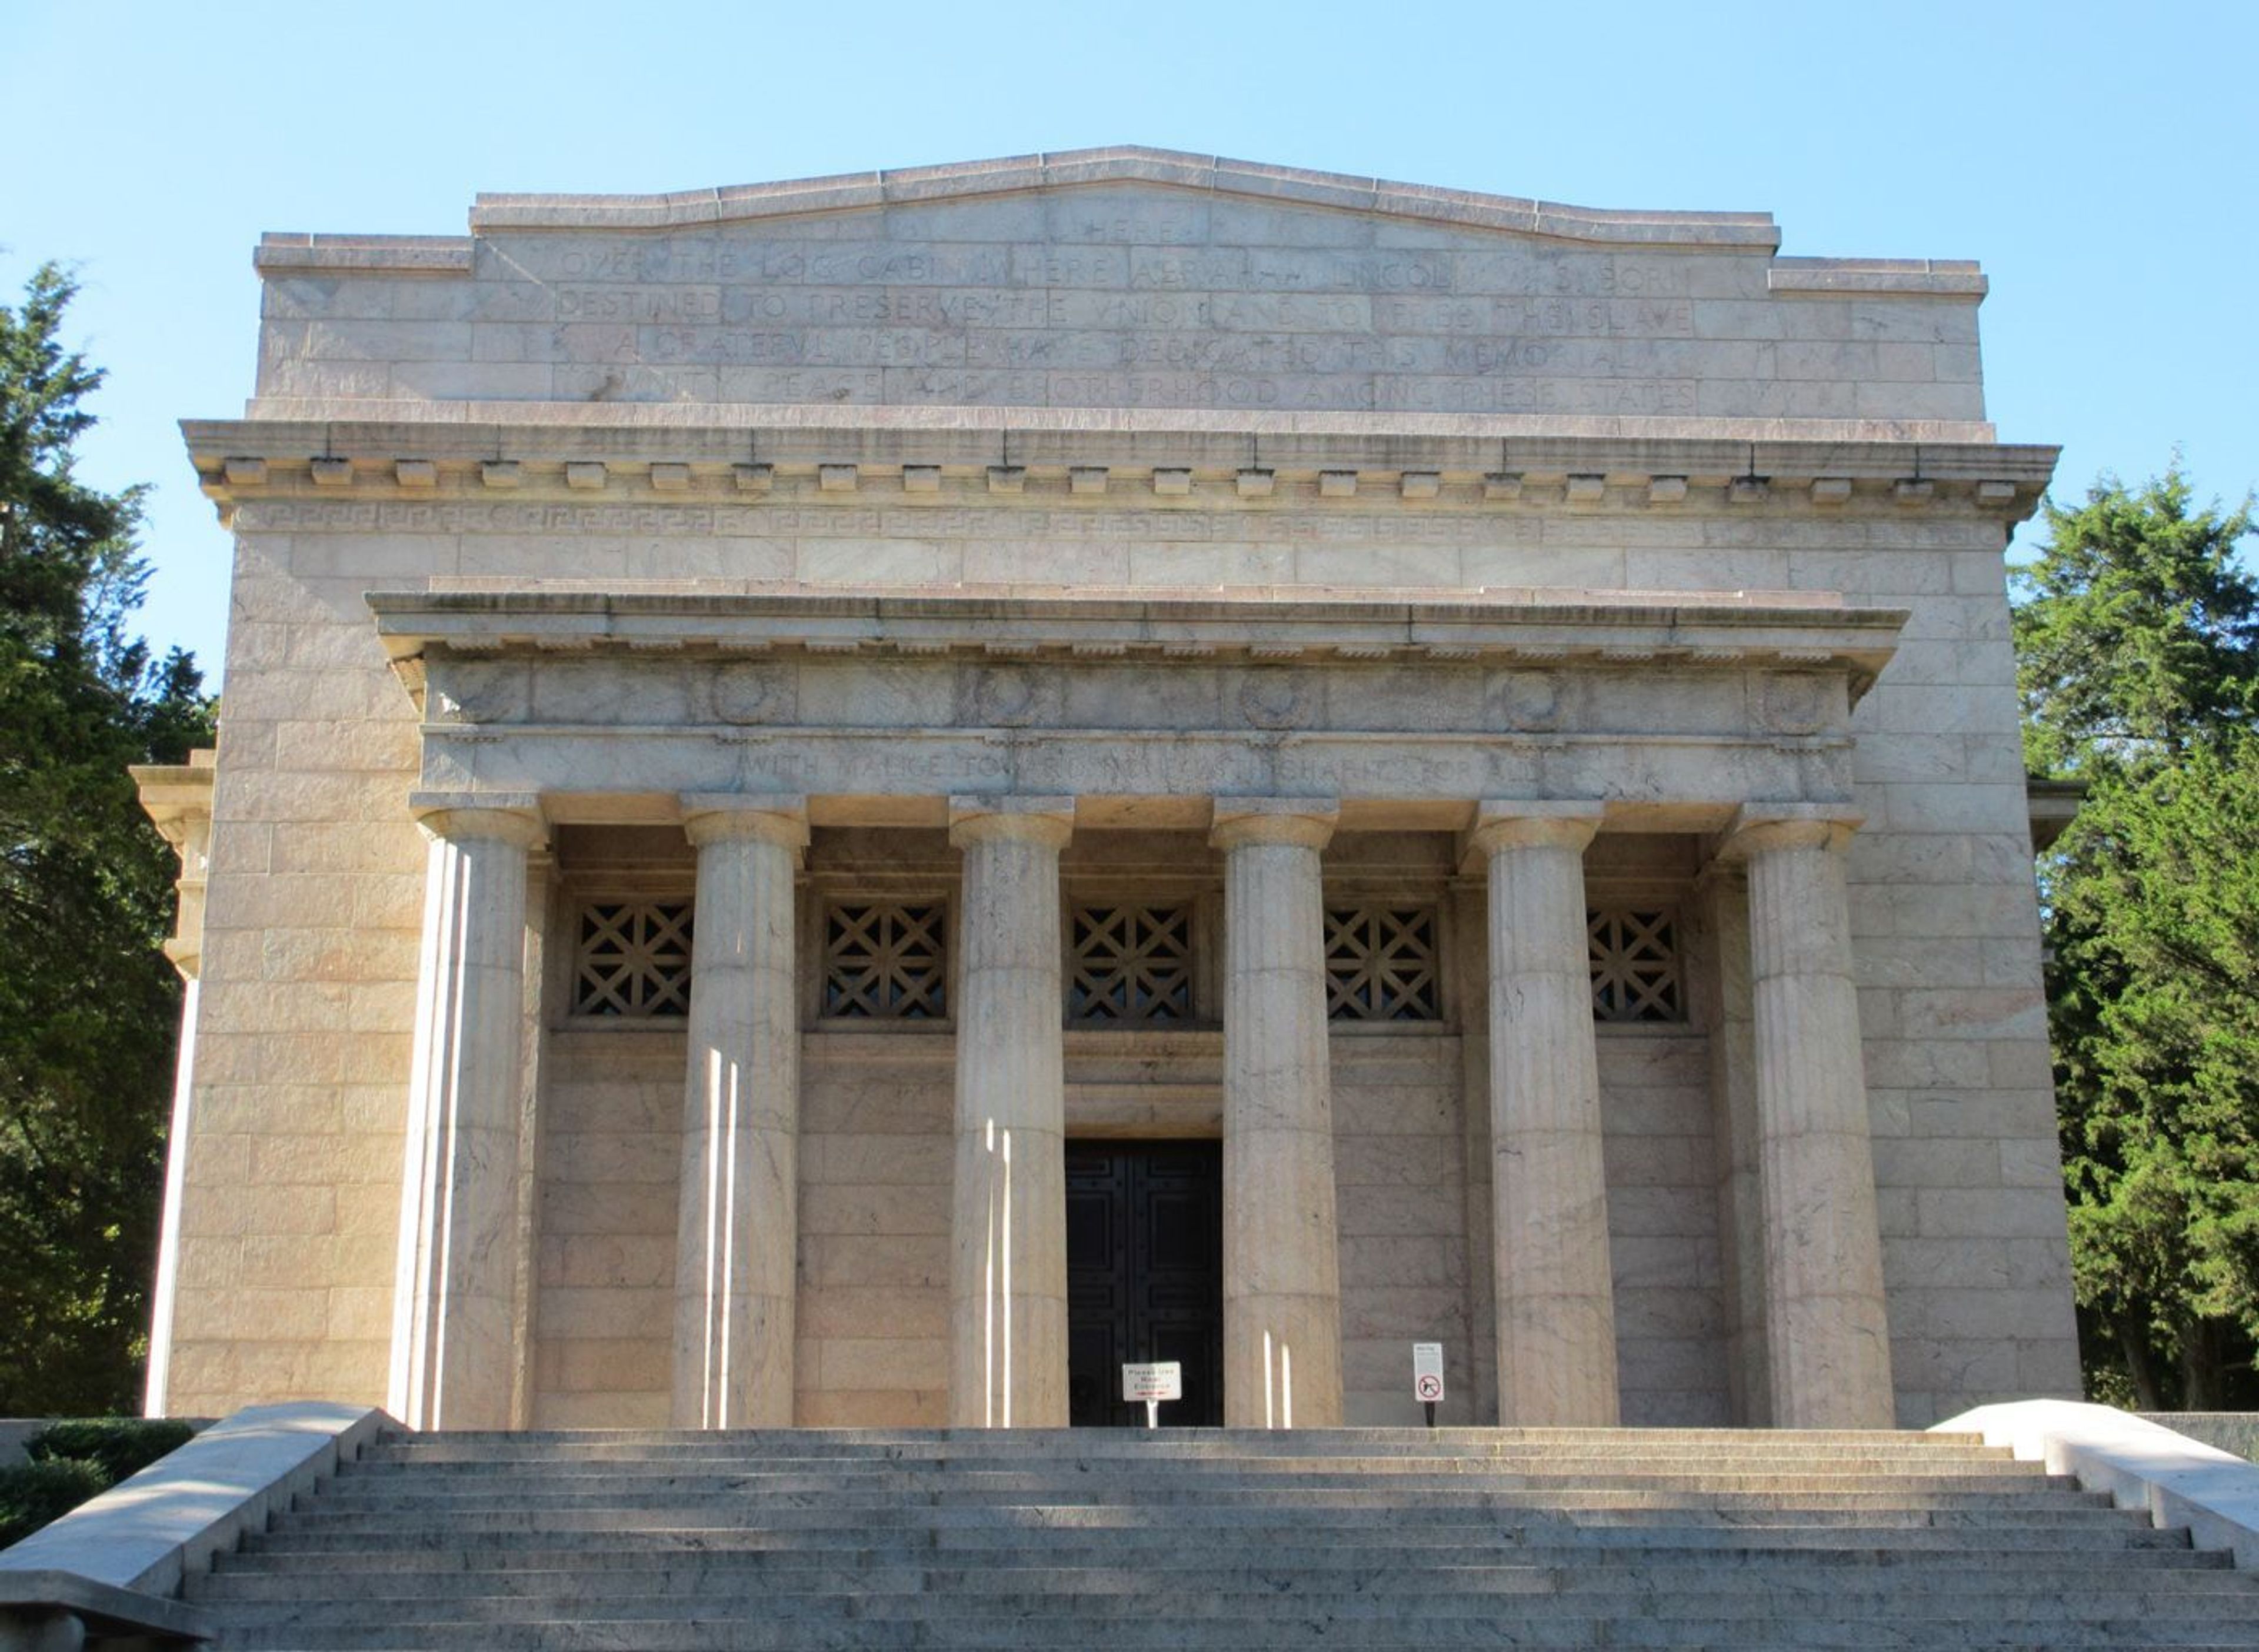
[1065,1140,1224,1426]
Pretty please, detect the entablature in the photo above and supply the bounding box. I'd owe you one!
[185,411,2057,524]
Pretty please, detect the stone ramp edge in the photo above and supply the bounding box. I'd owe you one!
[0,1401,390,1647]
[1935,1399,2259,1570]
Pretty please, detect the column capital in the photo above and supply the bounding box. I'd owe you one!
[1458,799,1603,869]
[409,790,545,850]
[1209,797,1338,852]
[948,794,1075,849]
[681,792,810,851]
[1715,802,1863,863]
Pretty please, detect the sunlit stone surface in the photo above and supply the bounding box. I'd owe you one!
[150,149,2079,1431]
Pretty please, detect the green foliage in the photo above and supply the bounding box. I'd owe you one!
[0,265,214,1415]
[2014,471,2259,775]
[0,1455,108,1549]
[2018,467,2259,1408]
[0,1418,198,1548]
[24,1417,195,1482]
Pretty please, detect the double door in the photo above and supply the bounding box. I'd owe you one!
[1065,1140,1222,1426]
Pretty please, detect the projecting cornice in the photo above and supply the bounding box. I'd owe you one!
[184,409,2058,522]
[368,586,1909,705]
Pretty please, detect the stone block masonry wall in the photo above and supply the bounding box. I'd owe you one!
[168,465,2077,1424]
[795,1035,954,1426]
[1600,508,2079,1420]
[1332,1036,1468,1425]
[1600,1033,1732,1426]
[530,1030,682,1427]
[252,182,1985,424]
[164,530,428,1417]
[167,157,2076,1431]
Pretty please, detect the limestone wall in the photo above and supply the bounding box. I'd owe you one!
[165,476,2080,1426]
[1333,1034,1468,1424]
[169,158,2073,1425]
[164,530,426,1416]
[796,1034,954,1426]
[249,157,1987,428]
[1600,1032,1732,1426]
[531,1028,680,1427]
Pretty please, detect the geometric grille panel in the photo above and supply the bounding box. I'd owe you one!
[1324,906,1442,1022]
[1588,907,1684,1023]
[1068,904,1194,1024]
[573,902,693,1017]
[822,900,948,1020]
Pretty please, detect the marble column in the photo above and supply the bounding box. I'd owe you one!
[1718,803,1895,1429]
[672,795,808,1429]
[948,796,1074,1429]
[389,792,544,1431]
[1464,800,1618,1427]
[1212,798,1342,1429]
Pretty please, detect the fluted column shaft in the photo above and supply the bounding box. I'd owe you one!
[1722,805,1895,1429]
[389,794,543,1431]
[672,795,808,1429]
[949,796,1074,1428]
[1212,799,1342,1429]
[1467,801,1618,1426]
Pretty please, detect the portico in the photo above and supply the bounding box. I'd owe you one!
[365,581,1902,1432]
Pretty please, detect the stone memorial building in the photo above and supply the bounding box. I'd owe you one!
[141,148,2081,1437]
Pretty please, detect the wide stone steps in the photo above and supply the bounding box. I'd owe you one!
[215,1531,2215,1568]
[296,1474,2091,1506]
[198,1607,2259,1643]
[201,1561,2259,1606]
[236,1515,2192,1559]
[196,1426,2259,1652]
[323,1462,2069,1489]
[359,1427,1995,1461]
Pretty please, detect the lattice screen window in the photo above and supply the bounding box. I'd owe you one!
[822,902,948,1019]
[1068,905,1193,1024]
[1325,906,1442,1022]
[1589,908,1685,1023]
[574,902,693,1017]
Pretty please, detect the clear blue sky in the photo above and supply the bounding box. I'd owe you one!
[6,0,2253,685]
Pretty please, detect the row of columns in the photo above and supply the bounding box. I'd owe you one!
[388,790,1894,1433]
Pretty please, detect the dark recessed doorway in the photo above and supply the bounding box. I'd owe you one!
[1065,1140,1224,1426]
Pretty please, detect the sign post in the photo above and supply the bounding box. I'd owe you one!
[1411,1342,1445,1429]
[1121,1361,1182,1430]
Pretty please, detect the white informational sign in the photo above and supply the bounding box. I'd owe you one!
[1411,1342,1445,1404]
[1122,1361,1183,1403]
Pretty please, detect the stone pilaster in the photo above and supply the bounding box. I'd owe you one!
[1463,800,1618,1427]
[389,793,544,1431]
[948,796,1075,1428]
[1719,803,1895,1429]
[672,795,809,1429]
[1211,797,1342,1429]
[1695,863,1771,1426]
[133,753,214,1419]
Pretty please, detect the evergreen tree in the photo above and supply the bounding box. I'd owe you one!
[0,264,214,1414]
[2015,469,2259,1407]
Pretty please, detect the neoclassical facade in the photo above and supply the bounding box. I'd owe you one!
[145,149,2081,1432]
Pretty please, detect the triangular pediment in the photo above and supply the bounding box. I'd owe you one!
[467,146,1782,251]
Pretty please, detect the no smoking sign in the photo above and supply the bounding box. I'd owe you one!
[1411,1342,1445,1407]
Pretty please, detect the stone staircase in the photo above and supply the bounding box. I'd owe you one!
[186,1427,2259,1649]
